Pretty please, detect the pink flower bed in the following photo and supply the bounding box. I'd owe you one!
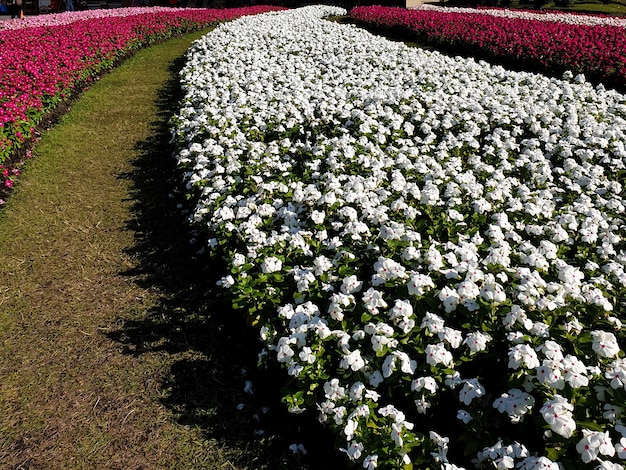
[415,4,626,28]
[0,6,284,199]
[0,6,222,31]
[350,6,626,91]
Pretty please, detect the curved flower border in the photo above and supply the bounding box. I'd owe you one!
[0,5,284,199]
[173,5,626,469]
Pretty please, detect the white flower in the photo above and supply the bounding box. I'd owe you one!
[440,327,463,349]
[411,376,438,394]
[382,351,417,378]
[508,344,540,370]
[540,395,576,438]
[457,280,480,301]
[463,331,492,352]
[362,454,378,469]
[276,337,295,363]
[616,437,626,459]
[389,298,414,320]
[310,209,325,224]
[293,268,316,292]
[216,275,235,288]
[425,244,444,271]
[340,349,366,371]
[233,253,246,266]
[368,371,384,388]
[341,275,363,294]
[364,389,380,402]
[378,404,406,422]
[503,305,533,330]
[415,395,431,413]
[458,378,485,406]
[348,382,366,402]
[421,312,445,335]
[438,286,460,313]
[591,330,621,358]
[407,272,435,297]
[372,257,407,285]
[344,419,358,441]
[493,388,535,423]
[425,343,454,367]
[562,354,589,388]
[445,371,462,389]
[457,409,472,424]
[536,360,565,390]
[324,378,346,401]
[362,287,388,315]
[537,340,564,361]
[387,422,403,448]
[299,346,316,364]
[341,441,364,461]
[606,358,626,390]
[328,292,353,321]
[480,274,506,303]
[517,456,560,469]
[602,403,622,422]
[576,429,615,463]
[563,317,583,335]
[261,256,282,273]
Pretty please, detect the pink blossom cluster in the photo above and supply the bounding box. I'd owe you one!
[350,6,626,91]
[0,6,203,31]
[0,6,283,197]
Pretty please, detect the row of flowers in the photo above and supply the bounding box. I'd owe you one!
[0,5,284,201]
[349,5,626,93]
[0,6,205,31]
[172,5,626,469]
[411,4,626,28]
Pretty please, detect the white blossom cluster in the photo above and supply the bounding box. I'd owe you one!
[412,4,626,28]
[172,6,626,469]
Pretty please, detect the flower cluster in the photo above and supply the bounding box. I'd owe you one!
[172,6,626,469]
[412,4,626,29]
[0,6,204,31]
[0,5,284,191]
[350,5,626,92]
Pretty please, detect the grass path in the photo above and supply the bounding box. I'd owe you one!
[0,31,277,469]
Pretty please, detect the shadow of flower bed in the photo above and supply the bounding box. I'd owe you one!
[108,50,344,469]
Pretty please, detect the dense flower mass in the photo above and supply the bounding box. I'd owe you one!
[173,5,626,469]
[0,5,284,192]
[0,6,187,30]
[350,5,626,92]
[412,4,626,28]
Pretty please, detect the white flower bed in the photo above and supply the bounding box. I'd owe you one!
[411,4,626,28]
[172,6,626,469]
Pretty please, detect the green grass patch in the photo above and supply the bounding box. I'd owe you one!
[543,1,626,14]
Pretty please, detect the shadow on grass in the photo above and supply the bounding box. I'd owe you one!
[109,52,343,469]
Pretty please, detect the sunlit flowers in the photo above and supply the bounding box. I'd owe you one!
[172,5,626,469]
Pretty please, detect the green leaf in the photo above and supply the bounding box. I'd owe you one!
[577,420,605,432]
[546,446,564,461]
